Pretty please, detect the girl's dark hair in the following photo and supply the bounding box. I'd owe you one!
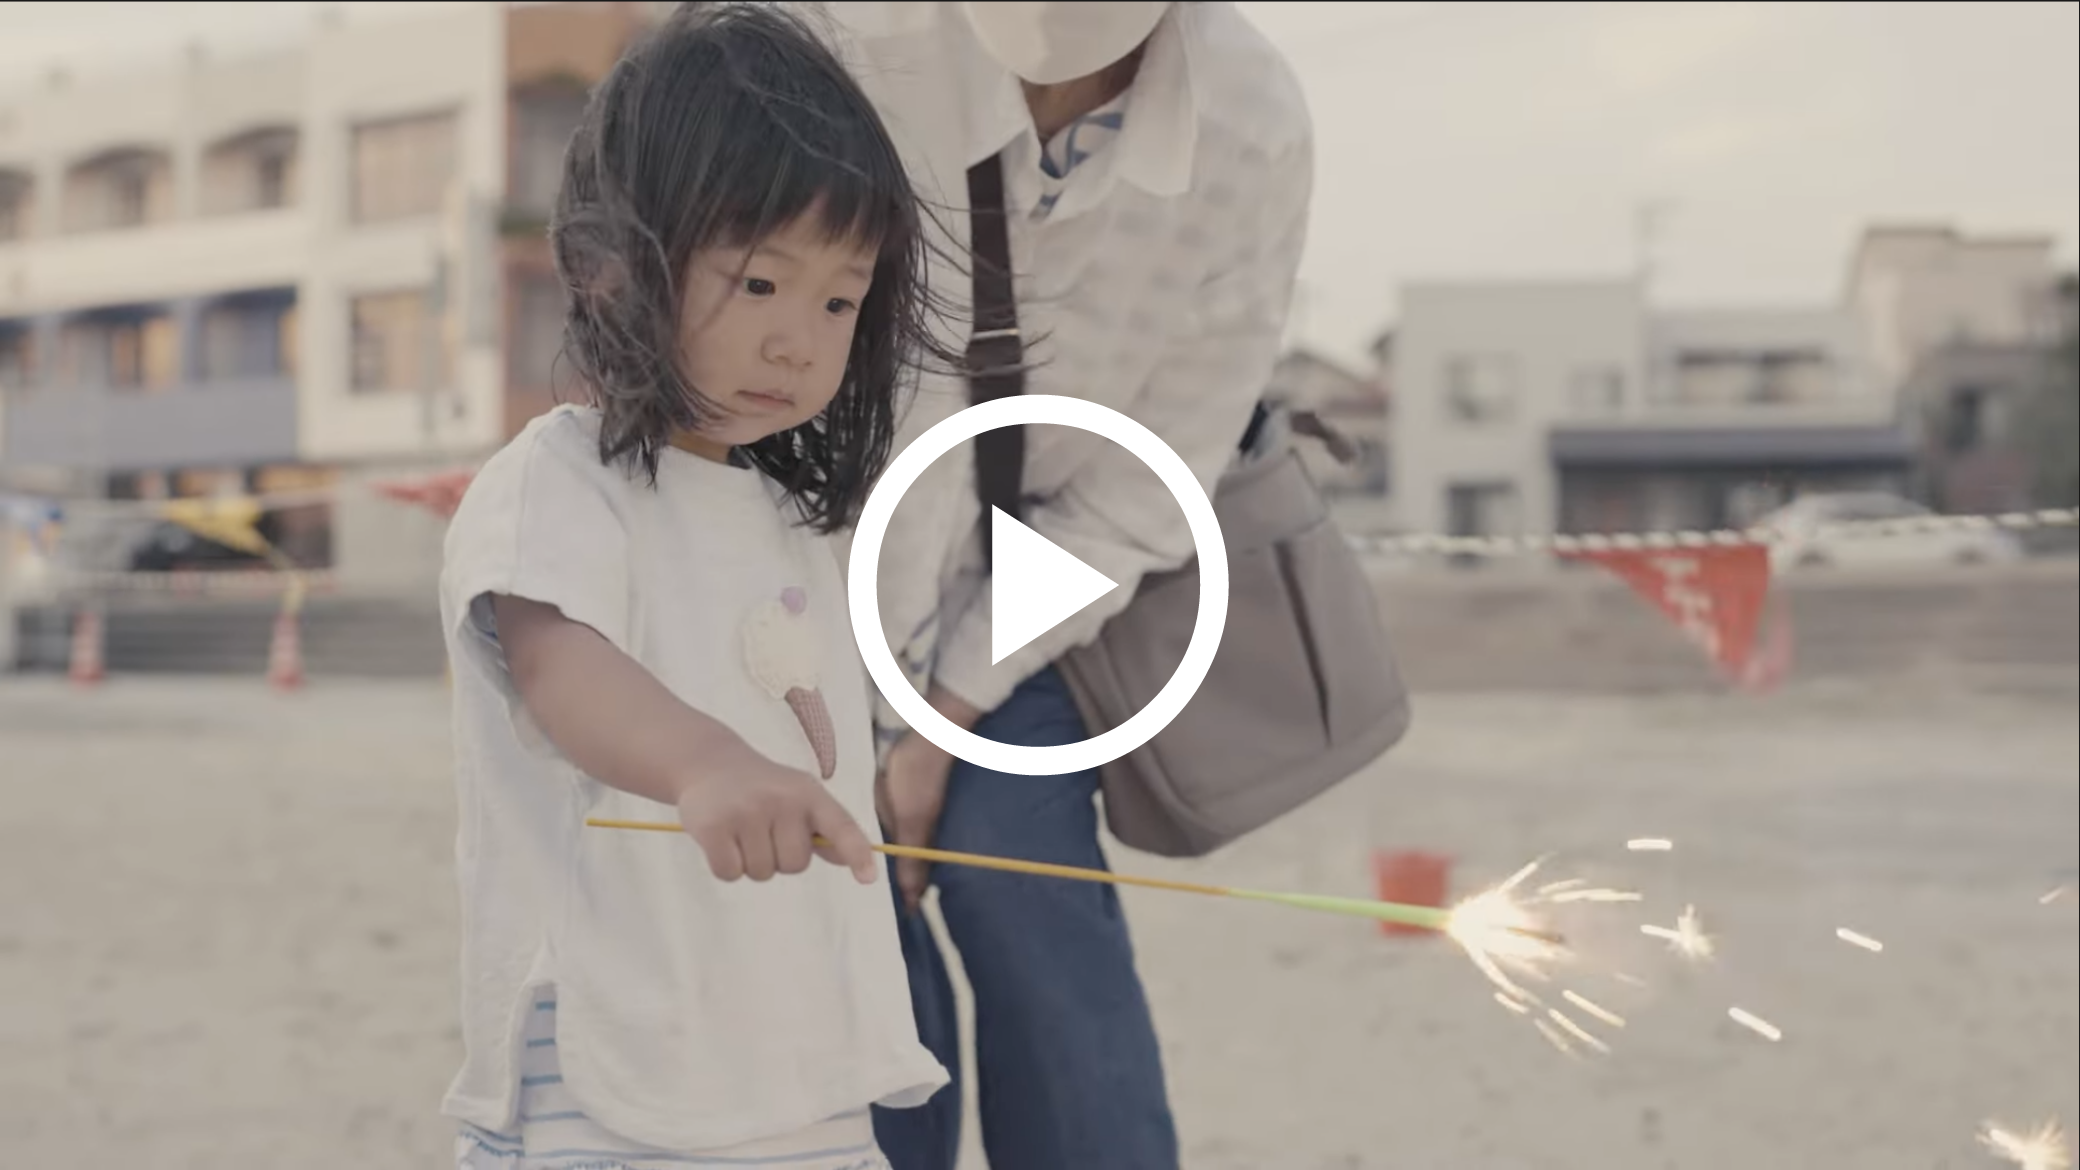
[550,1,955,533]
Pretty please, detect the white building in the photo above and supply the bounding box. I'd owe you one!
[1390,279,1914,541]
[1386,224,2069,543]
[1389,279,1647,541]
[0,2,654,592]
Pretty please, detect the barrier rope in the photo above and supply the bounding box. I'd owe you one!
[13,499,2079,588]
[1349,507,2080,559]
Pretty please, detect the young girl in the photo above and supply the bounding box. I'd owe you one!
[437,6,950,1166]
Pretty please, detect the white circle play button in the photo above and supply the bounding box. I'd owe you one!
[847,394,1229,776]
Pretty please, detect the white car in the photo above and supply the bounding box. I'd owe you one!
[1755,492,2026,572]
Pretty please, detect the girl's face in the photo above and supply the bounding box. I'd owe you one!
[673,209,878,460]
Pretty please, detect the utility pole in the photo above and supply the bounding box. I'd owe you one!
[1633,198,1678,411]
[1634,198,1678,301]
[422,180,462,459]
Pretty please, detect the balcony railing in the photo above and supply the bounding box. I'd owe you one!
[1,376,297,471]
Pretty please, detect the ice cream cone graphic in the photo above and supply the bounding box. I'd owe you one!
[743,586,837,779]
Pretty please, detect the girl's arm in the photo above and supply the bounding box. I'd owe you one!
[492,593,878,884]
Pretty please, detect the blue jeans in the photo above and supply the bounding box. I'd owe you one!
[871,666,1178,1170]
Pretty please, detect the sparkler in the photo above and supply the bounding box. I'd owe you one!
[1641,905,1715,961]
[1438,857,1650,1055]
[1835,927,1884,953]
[1727,1007,1783,1042]
[581,818,1564,945]
[1980,1120,2072,1170]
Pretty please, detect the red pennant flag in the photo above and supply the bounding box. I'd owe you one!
[1566,544,1775,681]
[1736,597,1795,694]
[372,469,477,521]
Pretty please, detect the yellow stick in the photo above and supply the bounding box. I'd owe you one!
[584,816,1237,899]
[577,819,1560,940]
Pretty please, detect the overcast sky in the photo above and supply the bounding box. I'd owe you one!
[4,1,2076,367]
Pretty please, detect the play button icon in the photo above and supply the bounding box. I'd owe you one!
[849,394,1230,776]
[988,507,1119,664]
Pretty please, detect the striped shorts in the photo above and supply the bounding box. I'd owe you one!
[454,995,891,1170]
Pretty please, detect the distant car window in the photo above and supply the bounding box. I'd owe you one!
[1828,494,1928,522]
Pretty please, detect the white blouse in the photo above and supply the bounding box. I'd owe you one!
[825,1,1316,737]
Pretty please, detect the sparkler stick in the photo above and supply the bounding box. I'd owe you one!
[582,817,1562,943]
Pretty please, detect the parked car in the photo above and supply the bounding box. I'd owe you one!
[1755,492,2025,572]
[127,518,279,573]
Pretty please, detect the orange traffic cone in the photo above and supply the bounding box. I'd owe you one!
[1372,849,1452,938]
[267,608,305,692]
[69,606,107,688]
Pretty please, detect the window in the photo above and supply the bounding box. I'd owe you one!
[257,152,290,210]
[57,312,179,391]
[1568,365,1625,414]
[350,111,458,224]
[174,467,248,499]
[1944,385,1986,454]
[204,128,301,215]
[112,170,147,226]
[511,275,565,387]
[351,289,446,393]
[202,295,297,380]
[511,82,588,217]
[1823,493,1929,524]
[107,471,174,501]
[1442,354,1518,424]
[1445,481,1520,538]
[0,169,29,241]
[63,149,173,232]
[0,322,32,390]
[1673,348,1831,406]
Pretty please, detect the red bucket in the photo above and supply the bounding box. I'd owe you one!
[1372,850,1452,938]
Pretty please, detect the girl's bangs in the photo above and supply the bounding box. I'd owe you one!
[712,124,912,259]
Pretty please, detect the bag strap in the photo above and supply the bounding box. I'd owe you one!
[965,153,1025,571]
[961,152,1281,570]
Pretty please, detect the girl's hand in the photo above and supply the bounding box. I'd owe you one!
[673,746,878,885]
[488,593,876,885]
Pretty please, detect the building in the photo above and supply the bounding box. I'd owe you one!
[1263,347,1390,528]
[1386,224,2073,544]
[0,2,652,591]
[1844,224,2062,395]
[1390,279,1916,542]
[1843,227,2071,517]
[1388,279,1647,541]
[1909,273,2079,516]
[1552,305,1911,535]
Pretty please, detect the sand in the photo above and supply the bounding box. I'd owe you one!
[1,670,2074,1169]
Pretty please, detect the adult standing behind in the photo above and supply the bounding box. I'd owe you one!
[825,4,1314,1168]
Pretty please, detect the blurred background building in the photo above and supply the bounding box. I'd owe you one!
[1263,345,1392,530]
[1,0,2076,674]
[1377,224,2075,545]
[0,1,657,593]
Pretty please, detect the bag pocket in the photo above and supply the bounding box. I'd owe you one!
[1277,512,1408,746]
[1097,542,1333,816]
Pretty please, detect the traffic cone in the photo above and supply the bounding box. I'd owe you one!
[267,608,305,692]
[1372,849,1452,938]
[69,606,107,688]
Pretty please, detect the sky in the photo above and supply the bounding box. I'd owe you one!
[4,0,2077,368]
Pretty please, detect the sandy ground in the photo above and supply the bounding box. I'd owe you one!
[2,671,2075,1169]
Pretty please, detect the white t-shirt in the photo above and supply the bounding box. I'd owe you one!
[437,405,947,1151]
